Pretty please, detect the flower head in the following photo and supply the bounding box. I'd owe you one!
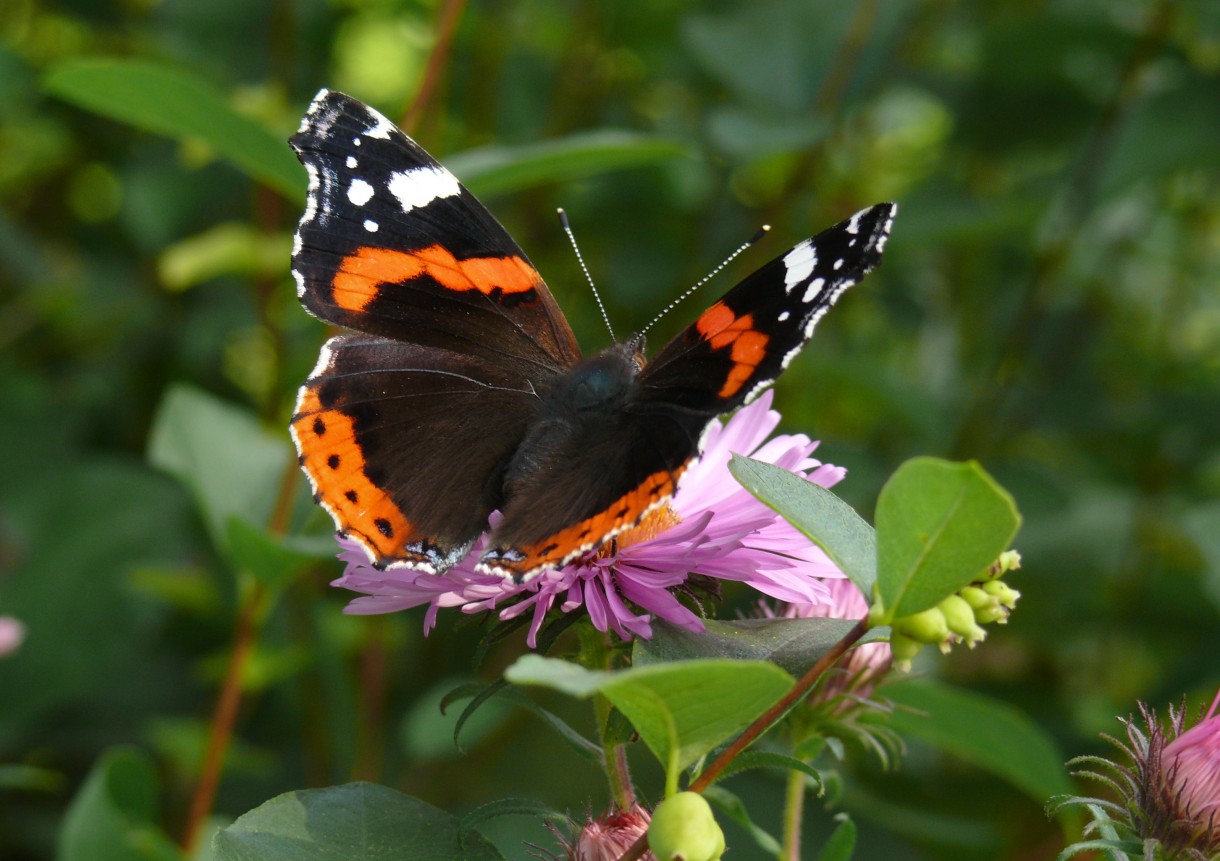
[332,391,847,646]
[560,804,654,861]
[1054,689,1220,860]
[1164,690,1220,849]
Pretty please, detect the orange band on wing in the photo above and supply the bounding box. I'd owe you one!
[483,464,688,579]
[292,387,414,559]
[331,244,542,312]
[695,302,771,398]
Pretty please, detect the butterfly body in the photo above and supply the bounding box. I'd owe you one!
[289,89,895,582]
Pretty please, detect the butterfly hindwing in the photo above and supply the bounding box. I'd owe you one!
[476,204,897,580]
[289,90,584,571]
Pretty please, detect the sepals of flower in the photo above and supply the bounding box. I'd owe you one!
[1049,689,1220,861]
[876,550,1022,671]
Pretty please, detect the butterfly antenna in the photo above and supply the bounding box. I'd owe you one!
[639,224,771,337]
[558,208,615,342]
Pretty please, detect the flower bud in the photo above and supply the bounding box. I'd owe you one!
[939,595,986,647]
[889,631,922,672]
[982,579,1020,608]
[958,585,1005,622]
[648,792,724,861]
[893,607,949,645]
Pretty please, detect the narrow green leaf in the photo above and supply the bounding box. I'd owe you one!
[702,786,782,855]
[458,798,566,843]
[57,747,181,861]
[874,457,1020,619]
[212,783,504,861]
[447,131,688,199]
[442,680,601,765]
[43,58,304,200]
[635,618,861,677]
[506,655,793,772]
[147,385,289,552]
[815,814,857,861]
[713,749,824,790]
[729,455,877,597]
[886,680,1072,804]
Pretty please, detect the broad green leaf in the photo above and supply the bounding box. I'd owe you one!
[43,58,303,200]
[147,385,290,551]
[506,655,793,772]
[57,747,181,861]
[447,131,688,199]
[815,814,857,861]
[635,618,862,677]
[729,456,877,597]
[702,786,782,855]
[212,783,503,861]
[886,680,1072,804]
[874,458,1020,619]
[225,518,318,590]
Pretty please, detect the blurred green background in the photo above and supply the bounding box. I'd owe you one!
[2,0,1219,858]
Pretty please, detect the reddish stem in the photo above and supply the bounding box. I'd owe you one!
[180,585,266,852]
[615,619,869,861]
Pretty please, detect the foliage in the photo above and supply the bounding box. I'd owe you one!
[2,1,1219,859]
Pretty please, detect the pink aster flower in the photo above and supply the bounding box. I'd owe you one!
[553,804,655,861]
[1056,689,1220,860]
[332,390,847,647]
[1164,689,1220,847]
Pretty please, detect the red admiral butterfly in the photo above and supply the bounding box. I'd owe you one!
[289,90,895,582]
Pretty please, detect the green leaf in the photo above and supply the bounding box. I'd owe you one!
[224,518,318,591]
[815,814,857,861]
[212,783,503,861]
[443,681,602,765]
[713,749,824,790]
[635,618,862,677]
[147,385,290,552]
[43,58,303,200]
[446,130,688,199]
[702,785,782,855]
[729,456,877,597]
[505,655,793,772]
[886,680,1072,804]
[57,747,181,861]
[458,798,565,843]
[874,458,1020,619]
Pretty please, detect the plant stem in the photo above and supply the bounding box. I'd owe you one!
[399,0,468,135]
[689,619,867,793]
[781,767,807,861]
[615,619,869,861]
[180,584,267,852]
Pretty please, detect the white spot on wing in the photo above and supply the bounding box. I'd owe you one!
[802,277,825,303]
[783,241,816,294]
[347,178,374,206]
[346,156,357,169]
[363,107,397,140]
[846,209,864,234]
[778,310,790,322]
[363,219,379,233]
[388,165,461,213]
[833,258,844,271]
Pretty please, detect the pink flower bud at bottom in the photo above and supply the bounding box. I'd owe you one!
[569,805,654,861]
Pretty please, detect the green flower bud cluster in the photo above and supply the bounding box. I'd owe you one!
[887,550,1021,671]
[648,792,725,861]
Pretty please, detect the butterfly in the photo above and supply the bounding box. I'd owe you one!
[288,89,895,582]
